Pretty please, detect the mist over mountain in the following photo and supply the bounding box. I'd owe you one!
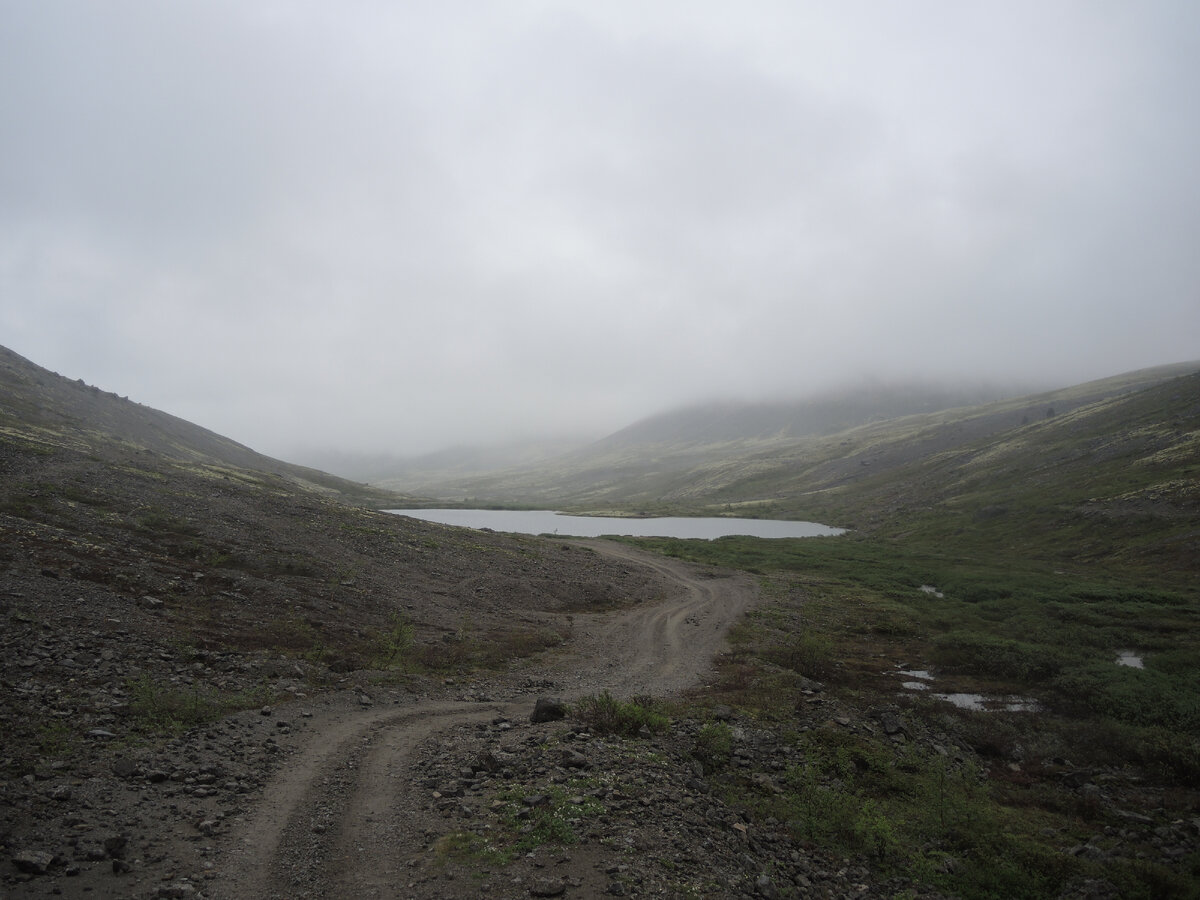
[311,381,1027,489]
[593,382,1034,450]
[371,362,1200,511]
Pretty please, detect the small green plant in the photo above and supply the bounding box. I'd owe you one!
[491,781,608,857]
[370,611,415,668]
[691,721,734,770]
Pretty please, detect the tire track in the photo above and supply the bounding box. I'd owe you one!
[213,541,756,898]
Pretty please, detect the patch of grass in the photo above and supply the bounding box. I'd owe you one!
[572,691,669,737]
[764,631,834,680]
[626,531,1200,898]
[369,611,415,669]
[133,508,201,536]
[126,674,273,737]
[35,721,78,760]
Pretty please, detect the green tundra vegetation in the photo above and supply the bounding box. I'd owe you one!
[607,374,1199,898]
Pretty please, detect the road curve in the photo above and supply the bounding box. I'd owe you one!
[210,540,756,899]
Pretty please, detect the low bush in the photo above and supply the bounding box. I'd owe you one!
[765,631,834,679]
[572,691,668,737]
[691,721,733,770]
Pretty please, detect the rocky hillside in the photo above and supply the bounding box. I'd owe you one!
[0,345,674,895]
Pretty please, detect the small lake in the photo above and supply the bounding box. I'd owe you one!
[387,509,844,540]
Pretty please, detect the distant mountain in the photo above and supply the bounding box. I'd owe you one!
[376,360,1200,574]
[0,345,409,507]
[594,383,1026,450]
[379,370,1196,507]
[313,437,588,492]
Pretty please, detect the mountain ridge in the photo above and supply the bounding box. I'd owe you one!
[375,362,1200,515]
[0,344,409,507]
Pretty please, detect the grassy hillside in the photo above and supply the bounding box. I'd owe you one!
[599,369,1200,898]
[0,345,410,508]
[689,368,1200,578]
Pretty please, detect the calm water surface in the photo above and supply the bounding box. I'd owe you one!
[387,509,843,540]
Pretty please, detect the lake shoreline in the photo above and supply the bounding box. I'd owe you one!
[386,508,844,540]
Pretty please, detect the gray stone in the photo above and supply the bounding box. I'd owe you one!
[11,849,55,875]
[531,697,567,723]
[102,834,128,859]
[560,749,588,769]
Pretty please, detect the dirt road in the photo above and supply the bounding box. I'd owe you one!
[209,541,756,899]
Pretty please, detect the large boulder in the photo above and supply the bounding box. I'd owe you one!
[530,696,567,723]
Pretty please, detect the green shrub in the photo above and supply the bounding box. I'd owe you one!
[932,632,1064,682]
[691,721,734,770]
[370,611,415,668]
[766,631,834,679]
[572,691,668,737]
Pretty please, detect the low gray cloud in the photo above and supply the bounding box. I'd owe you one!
[3,1,1197,457]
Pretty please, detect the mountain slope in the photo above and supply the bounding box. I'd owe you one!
[635,365,1200,576]
[0,345,408,507]
[381,364,1199,522]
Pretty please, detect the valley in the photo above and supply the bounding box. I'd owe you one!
[2,345,1199,898]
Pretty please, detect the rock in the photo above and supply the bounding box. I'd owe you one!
[529,876,566,897]
[153,882,199,898]
[112,757,139,778]
[879,712,906,736]
[77,843,107,862]
[197,819,220,836]
[530,697,567,723]
[755,873,777,897]
[560,749,588,769]
[102,834,128,859]
[712,704,734,721]
[11,849,55,875]
[475,749,504,773]
[606,882,627,896]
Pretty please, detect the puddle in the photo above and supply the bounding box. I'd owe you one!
[918,585,944,598]
[934,693,1039,712]
[892,665,1037,711]
[894,666,934,691]
[1116,651,1144,669]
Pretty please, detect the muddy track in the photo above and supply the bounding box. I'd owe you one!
[210,542,756,898]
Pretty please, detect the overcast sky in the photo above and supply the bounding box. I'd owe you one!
[3,2,1198,459]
